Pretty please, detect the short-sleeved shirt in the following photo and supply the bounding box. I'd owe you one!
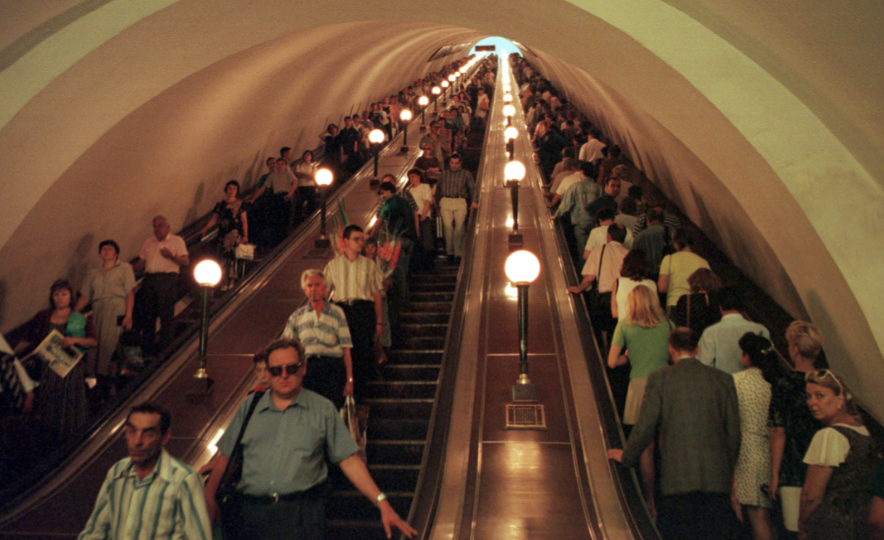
[698,313,770,374]
[580,241,629,293]
[612,319,674,379]
[407,184,433,216]
[82,261,136,304]
[265,169,297,194]
[139,234,188,274]
[282,302,352,358]
[217,390,359,496]
[380,194,417,240]
[324,254,383,302]
[294,161,318,187]
[632,224,667,272]
[659,251,711,307]
[585,224,634,253]
[804,424,871,466]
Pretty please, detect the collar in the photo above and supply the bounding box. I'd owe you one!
[114,448,175,484]
[305,301,330,315]
[257,388,311,413]
[720,313,746,321]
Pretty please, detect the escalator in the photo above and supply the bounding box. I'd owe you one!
[327,262,456,539]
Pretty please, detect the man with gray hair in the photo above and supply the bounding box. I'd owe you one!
[281,269,353,408]
[133,216,189,353]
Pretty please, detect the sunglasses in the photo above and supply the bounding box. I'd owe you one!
[267,362,303,377]
[805,369,843,395]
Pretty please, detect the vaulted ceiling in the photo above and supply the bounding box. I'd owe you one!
[2,0,882,417]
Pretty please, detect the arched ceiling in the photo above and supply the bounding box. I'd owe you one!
[1,0,882,418]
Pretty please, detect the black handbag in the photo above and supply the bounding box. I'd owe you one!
[585,244,607,311]
[216,391,264,511]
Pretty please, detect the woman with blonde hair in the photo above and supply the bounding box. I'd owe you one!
[799,369,878,540]
[608,284,674,516]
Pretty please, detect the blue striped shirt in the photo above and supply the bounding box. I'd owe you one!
[79,449,210,540]
[281,302,352,357]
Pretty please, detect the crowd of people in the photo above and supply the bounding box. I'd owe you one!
[508,54,884,539]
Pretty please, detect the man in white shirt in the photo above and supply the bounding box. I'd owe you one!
[133,216,189,353]
[698,287,770,374]
[579,131,606,164]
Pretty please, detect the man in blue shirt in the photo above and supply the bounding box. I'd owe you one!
[205,338,416,540]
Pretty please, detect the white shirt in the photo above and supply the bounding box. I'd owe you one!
[585,224,634,253]
[555,172,582,196]
[139,234,188,274]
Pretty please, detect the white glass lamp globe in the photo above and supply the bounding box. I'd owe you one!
[194,260,222,287]
[505,251,540,284]
[400,109,413,122]
[504,160,526,182]
[418,96,429,107]
[315,168,333,186]
[503,104,516,117]
[504,126,518,141]
[369,129,385,144]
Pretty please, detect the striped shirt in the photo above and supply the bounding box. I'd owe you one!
[323,254,383,302]
[281,302,352,357]
[435,168,477,203]
[79,449,210,540]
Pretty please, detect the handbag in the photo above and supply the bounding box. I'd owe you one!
[234,243,256,260]
[216,390,264,511]
[340,396,369,463]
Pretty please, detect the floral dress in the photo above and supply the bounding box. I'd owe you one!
[733,367,772,507]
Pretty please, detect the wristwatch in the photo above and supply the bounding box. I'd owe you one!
[375,492,387,506]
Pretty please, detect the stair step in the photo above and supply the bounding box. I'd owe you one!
[409,291,454,302]
[325,521,388,540]
[367,419,430,440]
[381,365,440,381]
[400,302,452,313]
[395,311,449,324]
[396,336,445,349]
[364,381,437,399]
[362,398,434,419]
[387,350,442,364]
[365,440,426,464]
[328,464,420,491]
[398,323,447,337]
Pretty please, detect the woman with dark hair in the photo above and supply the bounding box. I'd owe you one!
[672,267,722,337]
[199,180,248,284]
[293,150,319,219]
[607,285,673,517]
[800,370,879,540]
[405,168,435,271]
[13,279,97,440]
[658,227,710,313]
[733,333,778,540]
[611,249,658,321]
[73,240,136,391]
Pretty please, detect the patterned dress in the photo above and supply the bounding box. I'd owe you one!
[733,367,772,507]
[804,426,881,540]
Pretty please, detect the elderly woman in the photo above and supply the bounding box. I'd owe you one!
[73,240,135,391]
[732,333,778,540]
[13,279,97,440]
[799,369,879,540]
[608,285,674,517]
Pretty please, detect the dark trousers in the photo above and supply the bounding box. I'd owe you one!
[657,492,738,540]
[304,355,346,409]
[296,186,318,223]
[222,495,326,540]
[135,273,178,354]
[335,300,375,400]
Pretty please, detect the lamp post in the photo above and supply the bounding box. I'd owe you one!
[505,160,526,246]
[399,109,413,153]
[369,128,385,189]
[504,126,518,161]
[418,96,429,131]
[431,85,441,106]
[503,93,513,104]
[190,259,221,396]
[441,80,450,107]
[503,104,515,127]
[314,168,333,248]
[505,250,540,402]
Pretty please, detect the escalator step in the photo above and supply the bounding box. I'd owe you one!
[361,398,434,419]
[367,419,430,440]
[364,381,437,399]
[387,350,443,364]
[366,441,426,464]
[381,365,440,381]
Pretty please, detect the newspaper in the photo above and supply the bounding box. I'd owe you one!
[22,329,83,379]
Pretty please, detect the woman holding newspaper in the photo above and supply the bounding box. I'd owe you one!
[13,279,96,441]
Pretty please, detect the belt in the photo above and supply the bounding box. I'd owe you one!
[144,272,178,278]
[240,482,330,505]
[335,299,373,306]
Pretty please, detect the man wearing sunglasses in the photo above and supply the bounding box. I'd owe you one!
[205,338,416,540]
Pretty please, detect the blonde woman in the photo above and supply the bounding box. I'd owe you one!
[608,285,674,516]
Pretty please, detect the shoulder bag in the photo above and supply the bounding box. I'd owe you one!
[216,391,264,510]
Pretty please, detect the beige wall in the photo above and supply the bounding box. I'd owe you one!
[1,0,882,418]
